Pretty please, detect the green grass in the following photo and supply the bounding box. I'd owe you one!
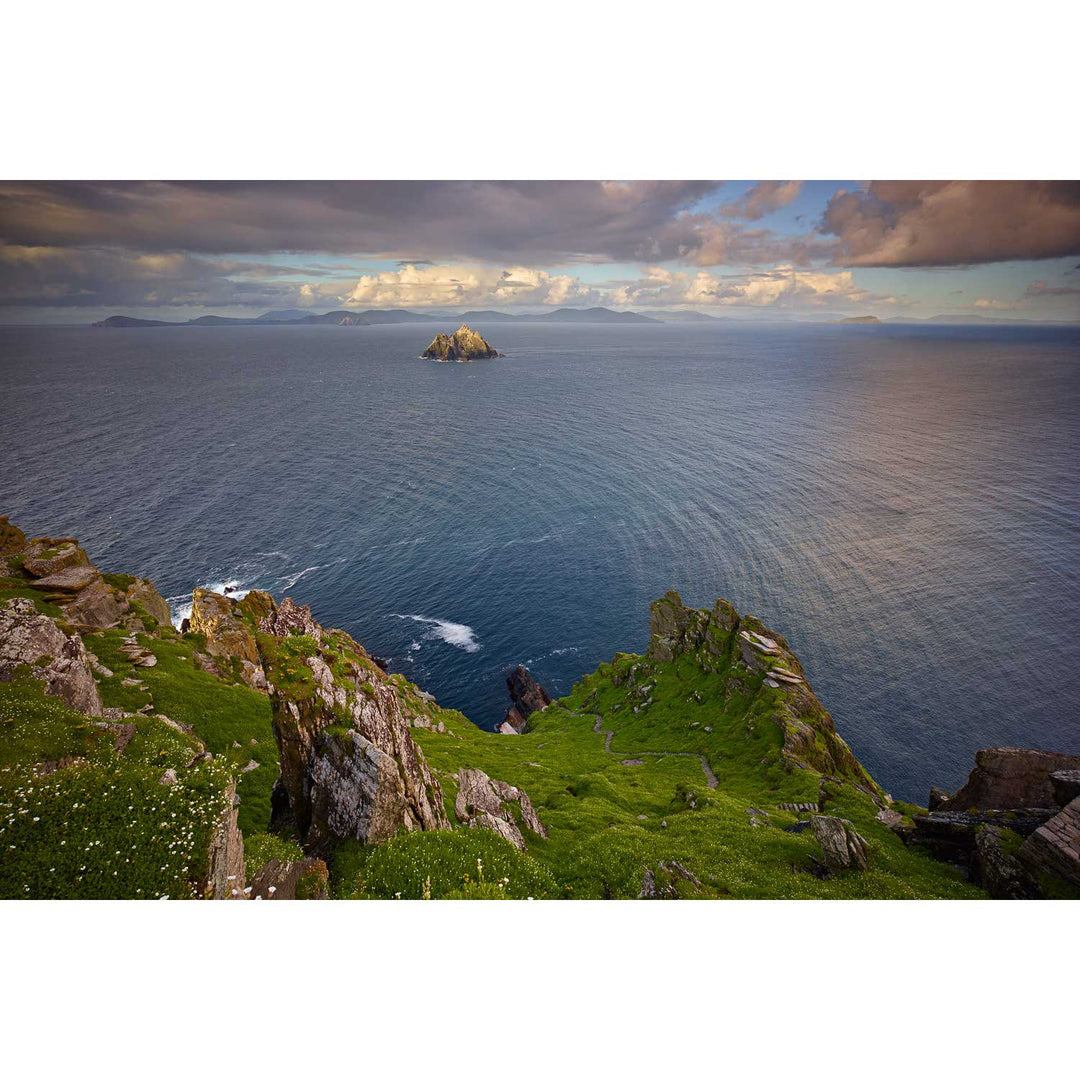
[403,650,985,900]
[244,831,305,872]
[0,674,233,899]
[86,628,277,834]
[331,827,562,899]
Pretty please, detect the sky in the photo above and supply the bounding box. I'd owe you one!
[1,180,1078,324]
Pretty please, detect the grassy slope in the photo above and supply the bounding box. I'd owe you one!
[0,674,233,899]
[407,652,983,899]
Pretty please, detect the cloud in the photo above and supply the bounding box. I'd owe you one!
[1024,279,1080,298]
[340,263,600,308]
[973,298,1023,310]
[609,265,890,309]
[721,181,803,221]
[0,181,723,264]
[0,245,324,308]
[823,181,1080,266]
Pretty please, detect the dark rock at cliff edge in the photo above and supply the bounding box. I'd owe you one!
[499,664,551,734]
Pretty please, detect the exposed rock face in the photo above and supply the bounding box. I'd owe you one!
[454,767,548,851]
[1018,797,1080,889]
[810,815,869,873]
[258,595,320,639]
[975,826,1039,900]
[189,587,269,691]
[500,664,550,734]
[1051,771,1080,807]
[203,780,246,899]
[421,324,501,361]
[647,591,881,790]
[0,598,103,715]
[908,808,1055,870]
[944,748,1080,811]
[126,578,172,626]
[260,608,449,854]
[248,857,329,900]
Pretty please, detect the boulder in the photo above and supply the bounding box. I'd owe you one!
[810,815,869,873]
[23,540,90,578]
[454,767,548,851]
[28,564,99,592]
[0,598,103,715]
[248,857,329,900]
[0,516,28,561]
[946,748,1080,811]
[500,664,551,733]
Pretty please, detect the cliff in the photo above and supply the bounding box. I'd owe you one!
[3,516,1076,900]
[421,324,501,361]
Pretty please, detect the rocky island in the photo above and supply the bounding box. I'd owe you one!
[2,514,1078,901]
[421,324,502,361]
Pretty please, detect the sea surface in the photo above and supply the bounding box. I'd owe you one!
[2,320,1078,801]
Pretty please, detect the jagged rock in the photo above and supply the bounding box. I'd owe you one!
[159,768,178,785]
[203,781,246,899]
[1050,771,1080,807]
[0,516,28,563]
[258,594,320,639]
[248,857,329,900]
[945,748,1080,811]
[810,815,869,873]
[638,860,703,899]
[261,613,448,854]
[191,588,260,663]
[0,598,103,715]
[28,564,99,593]
[454,767,547,850]
[1018,797,1080,889]
[421,324,501,361]
[501,664,551,733]
[497,721,518,735]
[975,826,1039,899]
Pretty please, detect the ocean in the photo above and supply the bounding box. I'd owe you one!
[2,320,1078,801]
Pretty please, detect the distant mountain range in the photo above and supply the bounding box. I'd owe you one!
[91,307,1078,329]
[92,306,664,328]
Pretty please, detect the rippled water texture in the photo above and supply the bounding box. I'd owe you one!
[2,321,1078,800]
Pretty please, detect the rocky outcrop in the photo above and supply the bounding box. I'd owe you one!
[810,815,869,873]
[647,591,881,791]
[0,598,103,715]
[257,595,320,639]
[940,748,1080,811]
[22,539,90,578]
[126,578,172,626]
[975,826,1039,900]
[189,587,269,691]
[453,767,548,851]
[638,860,703,899]
[203,780,246,900]
[259,602,449,854]
[421,324,501,361]
[1018,797,1080,889]
[248,857,329,900]
[500,664,550,734]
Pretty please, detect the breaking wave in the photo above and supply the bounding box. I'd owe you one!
[392,614,481,653]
